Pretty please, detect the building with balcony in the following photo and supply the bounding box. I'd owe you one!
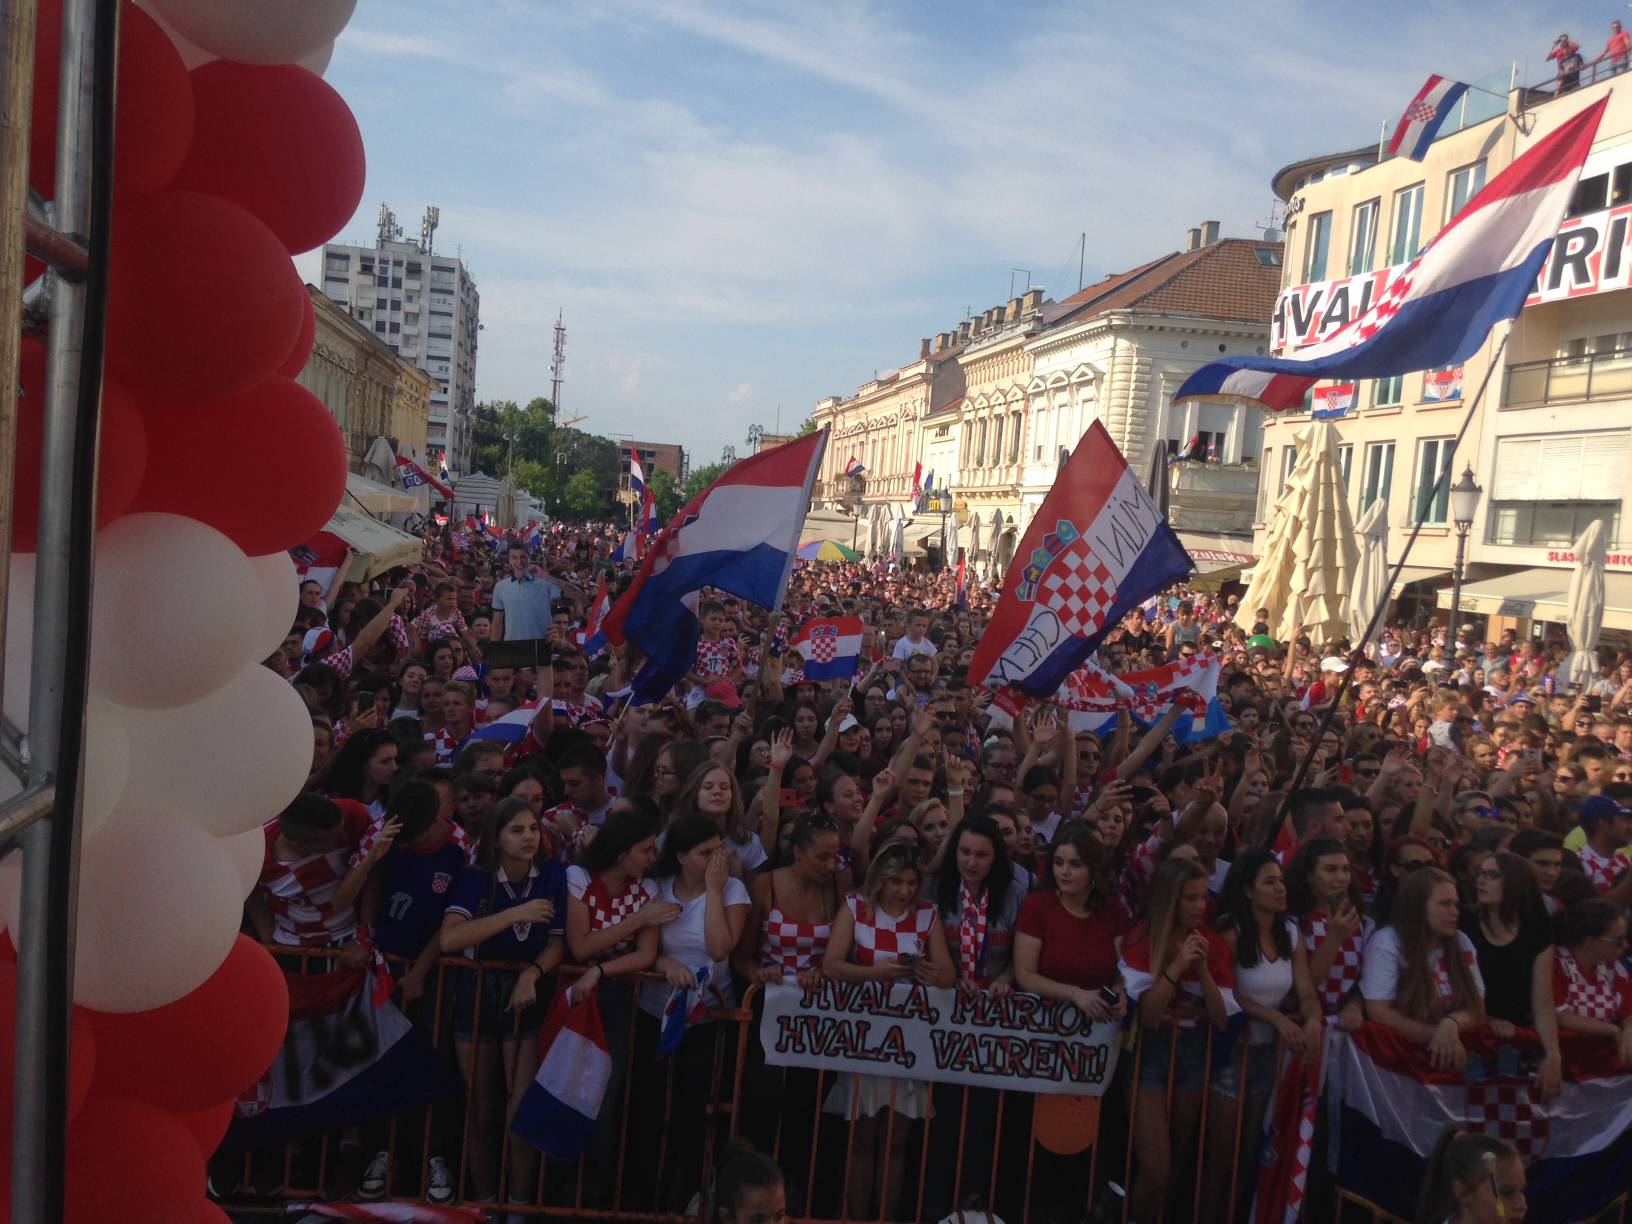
[1020,227,1281,581]
[296,285,434,471]
[617,439,685,488]
[1266,68,1632,633]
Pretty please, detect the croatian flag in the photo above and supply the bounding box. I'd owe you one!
[470,703,540,749]
[789,614,864,681]
[966,421,1191,698]
[923,469,934,493]
[522,522,542,551]
[396,454,455,499]
[582,575,612,659]
[657,965,714,1057]
[1329,1024,1632,1222]
[911,461,923,499]
[630,458,658,554]
[1248,1046,1322,1224]
[1059,651,1231,744]
[844,455,865,477]
[511,986,612,1161]
[602,431,825,703]
[614,530,639,564]
[1387,75,1470,162]
[1177,98,1608,412]
[1311,383,1356,420]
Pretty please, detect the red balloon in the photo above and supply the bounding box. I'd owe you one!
[12,341,148,551]
[0,963,97,1145]
[64,1096,204,1224]
[172,62,365,255]
[86,934,288,1113]
[32,0,194,202]
[131,376,348,556]
[175,1100,234,1159]
[106,191,306,402]
[277,289,317,379]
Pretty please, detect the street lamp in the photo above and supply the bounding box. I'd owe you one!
[1446,466,1483,654]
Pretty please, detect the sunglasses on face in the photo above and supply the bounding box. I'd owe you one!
[1399,856,1436,870]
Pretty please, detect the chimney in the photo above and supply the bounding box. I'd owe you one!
[1186,227,1202,251]
[936,331,952,351]
[1201,220,1221,246]
[957,321,971,344]
[920,337,932,360]
[986,306,1002,329]
[1005,297,1021,322]
[1022,288,1043,315]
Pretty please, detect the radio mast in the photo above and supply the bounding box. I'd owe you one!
[550,311,566,412]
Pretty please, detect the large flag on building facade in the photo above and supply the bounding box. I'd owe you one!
[601,431,825,702]
[1387,74,1471,161]
[1176,97,1608,411]
[1329,1023,1632,1222]
[966,421,1191,698]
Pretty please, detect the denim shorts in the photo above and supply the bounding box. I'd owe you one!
[1137,1023,1212,1093]
[452,966,548,1041]
[1210,1038,1279,1099]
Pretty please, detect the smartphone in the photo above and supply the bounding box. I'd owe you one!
[1587,694,1603,714]
[1098,985,1121,1008]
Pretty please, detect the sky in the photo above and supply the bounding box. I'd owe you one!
[298,0,1607,470]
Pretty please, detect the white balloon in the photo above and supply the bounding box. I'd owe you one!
[89,514,261,710]
[220,826,268,901]
[119,663,313,836]
[3,810,243,1012]
[298,39,335,76]
[81,697,130,835]
[148,0,356,66]
[132,0,215,68]
[3,552,35,726]
[247,551,301,663]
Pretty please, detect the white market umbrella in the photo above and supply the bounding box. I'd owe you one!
[1236,421,1358,646]
[361,435,398,486]
[892,512,906,562]
[1563,518,1607,687]
[968,512,984,561]
[1348,498,1389,649]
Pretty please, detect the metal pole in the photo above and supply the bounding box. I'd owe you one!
[1447,526,1468,655]
[13,0,111,1216]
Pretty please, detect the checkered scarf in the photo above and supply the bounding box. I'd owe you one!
[957,880,988,985]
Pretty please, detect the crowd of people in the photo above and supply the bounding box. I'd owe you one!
[239,517,1632,1224]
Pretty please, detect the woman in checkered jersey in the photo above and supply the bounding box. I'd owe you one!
[1551,898,1632,1065]
[820,842,955,1221]
[1286,838,1372,1031]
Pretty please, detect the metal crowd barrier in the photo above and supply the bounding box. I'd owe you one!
[215,957,1631,1224]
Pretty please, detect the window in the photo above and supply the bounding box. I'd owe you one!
[1389,183,1425,264]
[1570,171,1609,218]
[1009,411,1022,463]
[391,277,403,289]
[990,418,1002,465]
[324,253,350,271]
[1280,446,1298,488]
[1303,211,1332,281]
[1257,448,1272,520]
[1033,408,1049,461]
[1411,437,1455,524]
[1490,432,1630,541]
[406,261,422,274]
[1487,500,1620,546]
[1446,160,1487,222]
[975,421,986,465]
[390,299,401,312]
[1337,443,1354,490]
[376,275,390,287]
[1349,200,1379,275]
[388,322,400,334]
[1374,376,1403,408]
[1252,247,1282,267]
[1361,441,1395,511]
[375,297,387,310]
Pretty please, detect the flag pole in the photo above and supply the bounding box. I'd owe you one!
[1274,325,1511,820]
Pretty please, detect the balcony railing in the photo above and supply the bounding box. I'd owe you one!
[1504,347,1632,409]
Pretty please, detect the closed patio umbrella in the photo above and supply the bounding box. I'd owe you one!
[1563,518,1607,687]
[1348,498,1389,649]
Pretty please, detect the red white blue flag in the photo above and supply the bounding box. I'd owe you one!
[1179,98,1608,411]
[1059,651,1230,744]
[511,985,612,1160]
[966,422,1191,698]
[1387,74,1470,162]
[1249,1045,1321,1224]
[581,574,612,658]
[396,454,454,500]
[789,614,864,681]
[843,455,865,477]
[603,431,825,702]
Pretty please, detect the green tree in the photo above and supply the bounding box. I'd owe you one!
[683,462,727,500]
[796,418,818,436]
[648,467,682,521]
[561,470,606,520]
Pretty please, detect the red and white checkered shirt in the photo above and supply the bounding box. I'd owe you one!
[258,801,372,947]
[848,894,937,966]
[324,616,412,679]
[1302,912,1372,1015]
[550,698,599,728]
[1432,940,1481,1003]
[1579,843,1628,894]
[411,607,468,641]
[425,725,462,766]
[761,898,833,976]
[1554,945,1632,1023]
[567,866,657,964]
[693,635,741,680]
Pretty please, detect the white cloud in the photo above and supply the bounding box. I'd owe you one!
[727,383,754,404]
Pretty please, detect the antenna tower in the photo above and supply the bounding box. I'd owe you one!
[420,205,440,254]
[376,202,402,247]
[550,311,566,411]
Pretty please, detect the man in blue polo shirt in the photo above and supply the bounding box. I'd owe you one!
[491,541,580,641]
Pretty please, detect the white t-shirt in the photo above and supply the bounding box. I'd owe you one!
[1236,918,1297,1043]
[638,875,751,1018]
[1359,926,1485,1005]
[892,635,938,661]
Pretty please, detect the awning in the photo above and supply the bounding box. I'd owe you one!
[799,508,865,548]
[324,504,425,581]
[1189,563,1247,592]
[1176,532,1255,574]
[344,472,417,514]
[1435,569,1632,630]
[1390,564,1452,596]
